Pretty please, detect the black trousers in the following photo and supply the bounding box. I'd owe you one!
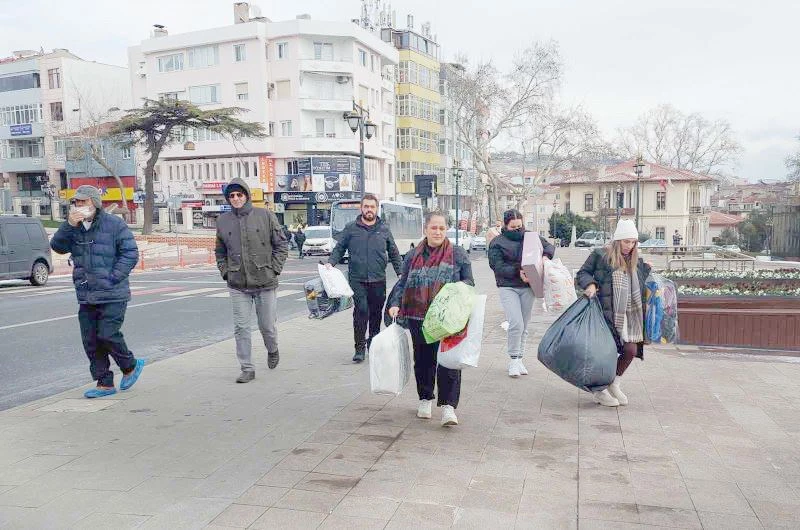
[297,242,304,258]
[77,302,136,387]
[407,319,461,408]
[350,279,386,354]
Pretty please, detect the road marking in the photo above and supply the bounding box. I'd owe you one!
[206,291,230,298]
[0,295,198,331]
[205,289,304,299]
[164,287,224,297]
[132,286,185,296]
[0,285,70,295]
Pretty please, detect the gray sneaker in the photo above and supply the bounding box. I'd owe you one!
[236,371,255,383]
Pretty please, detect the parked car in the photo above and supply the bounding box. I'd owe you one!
[446,228,472,252]
[639,238,668,253]
[722,244,742,253]
[471,232,487,252]
[574,231,611,247]
[301,225,335,257]
[0,215,53,285]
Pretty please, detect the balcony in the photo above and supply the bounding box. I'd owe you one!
[0,156,47,173]
[298,96,352,112]
[299,135,357,153]
[689,206,710,215]
[298,57,354,75]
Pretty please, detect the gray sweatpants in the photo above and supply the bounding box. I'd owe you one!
[230,288,278,372]
[498,286,535,359]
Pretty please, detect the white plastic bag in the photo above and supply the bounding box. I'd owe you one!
[543,258,577,313]
[369,323,412,395]
[317,264,354,298]
[437,294,487,370]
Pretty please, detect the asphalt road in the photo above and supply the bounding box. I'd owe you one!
[0,255,343,410]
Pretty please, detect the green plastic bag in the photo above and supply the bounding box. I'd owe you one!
[422,282,476,344]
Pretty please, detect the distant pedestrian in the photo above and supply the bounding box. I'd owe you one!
[327,194,402,363]
[215,178,288,383]
[387,211,474,426]
[294,227,306,259]
[576,219,651,407]
[283,225,295,250]
[50,185,144,398]
[488,209,555,378]
[672,229,683,255]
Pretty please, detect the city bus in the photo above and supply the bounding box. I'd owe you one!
[330,199,425,258]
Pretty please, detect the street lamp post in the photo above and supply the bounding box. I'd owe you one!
[344,102,376,198]
[633,156,645,232]
[452,162,463,247]
[41,183,56,221]
[485,184,493,226]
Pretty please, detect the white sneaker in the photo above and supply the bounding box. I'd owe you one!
[441,405,458,426]
[608,378,628,406]
[593,389,620,407]
[518,359,529,375]
[508,359,521,378]
[417,399,432,419]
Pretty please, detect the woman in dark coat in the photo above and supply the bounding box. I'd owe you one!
[488,209,555,378]
[388,211,473,427]
[294,227,306,259]
[575,219,651,407]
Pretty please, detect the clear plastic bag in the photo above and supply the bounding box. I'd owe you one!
[645,272,679,343]
[438,295,486,370]
[369,322,412,395]
[305,278,353,320]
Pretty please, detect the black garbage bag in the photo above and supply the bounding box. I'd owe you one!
[537,296,618,392]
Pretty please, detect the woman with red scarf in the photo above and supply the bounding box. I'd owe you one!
[388,211,474,427]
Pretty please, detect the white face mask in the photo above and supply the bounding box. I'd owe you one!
[73,205,95,217]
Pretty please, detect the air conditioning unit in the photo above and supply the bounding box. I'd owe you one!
[336,76,350,84]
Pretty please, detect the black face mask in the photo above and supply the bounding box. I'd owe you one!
[502,227,524,241]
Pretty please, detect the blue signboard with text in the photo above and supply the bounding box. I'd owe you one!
[10,124,32,136]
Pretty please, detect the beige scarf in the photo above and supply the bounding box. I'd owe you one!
[612,268,644,343]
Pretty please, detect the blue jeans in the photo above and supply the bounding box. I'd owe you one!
[78,302,136,387]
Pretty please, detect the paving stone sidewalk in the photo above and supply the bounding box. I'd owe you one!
[1,251,800,529]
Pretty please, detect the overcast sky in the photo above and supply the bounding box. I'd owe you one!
[2,0,798,182]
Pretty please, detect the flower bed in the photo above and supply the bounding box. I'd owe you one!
[678,285,800,297]
[663,269,800,280]
[662,268,800,293]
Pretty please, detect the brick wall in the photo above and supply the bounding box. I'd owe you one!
[134,234,215,251]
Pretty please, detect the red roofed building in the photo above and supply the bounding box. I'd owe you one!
[550,160,715,245]
[708,210,742,243]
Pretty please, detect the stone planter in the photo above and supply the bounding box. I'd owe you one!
[678,296,800,351]
[671,278,800,289]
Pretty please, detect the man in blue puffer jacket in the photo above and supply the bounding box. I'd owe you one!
[51,185,144,398]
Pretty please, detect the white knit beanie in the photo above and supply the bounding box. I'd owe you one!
[613,219,639,241]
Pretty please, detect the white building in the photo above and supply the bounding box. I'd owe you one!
[128,3,398,228]
[0,49,130,218]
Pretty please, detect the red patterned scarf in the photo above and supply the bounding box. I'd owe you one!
[400,238,455,320]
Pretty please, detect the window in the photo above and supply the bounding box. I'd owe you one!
[287,160,299,175]
[235,82,249,101]
[0,138,44,159]
[47,68,61,89]
[359,49,367,67]
[371,54,376,72]
[0,72,40,93]
[188,84,220,104]
[656,191,666,210]
[277,42,288,59]
[655,227,666,240]
[280,120,293,137]
[233,43,246,62]
[50,101,63,121]
[275,80,290,99]
[157,53,184,72]
[0,103,44,125]
[315,118,335,138]
[584,193,594,212]
[159,91,182,102]
[616,190,624,208]
[54,137,65,156]
[313,42,334,61]
[188,45,219,68]
[268,121,275,136]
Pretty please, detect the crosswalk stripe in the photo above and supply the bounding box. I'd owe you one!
[205,289,304,299]
[206,291,230,298]
[164,287,224,297]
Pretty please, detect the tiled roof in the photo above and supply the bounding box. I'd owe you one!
[550,160,715,185]
[709,211,743,226]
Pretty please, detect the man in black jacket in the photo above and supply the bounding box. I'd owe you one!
[326,194,402,362]
[215,178,288,382]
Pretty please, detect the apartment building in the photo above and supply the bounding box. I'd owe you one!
[128,3,398,228]
[380,16,441,203]
[551,160,715,245]
[0,49,130,219]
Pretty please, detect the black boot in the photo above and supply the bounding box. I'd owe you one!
[352,350,365,363]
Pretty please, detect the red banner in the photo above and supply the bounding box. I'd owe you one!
[259,156,276,192]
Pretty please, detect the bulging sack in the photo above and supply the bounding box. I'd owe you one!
[304,278,353,320]
[543,258,577,312]
[521,232,545,297]
[317,264,354,298]
[645,272,679,343]
[438,294,487,370]
[537,296,617,392]
[369,323,412,395]
[422,282,476,344]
